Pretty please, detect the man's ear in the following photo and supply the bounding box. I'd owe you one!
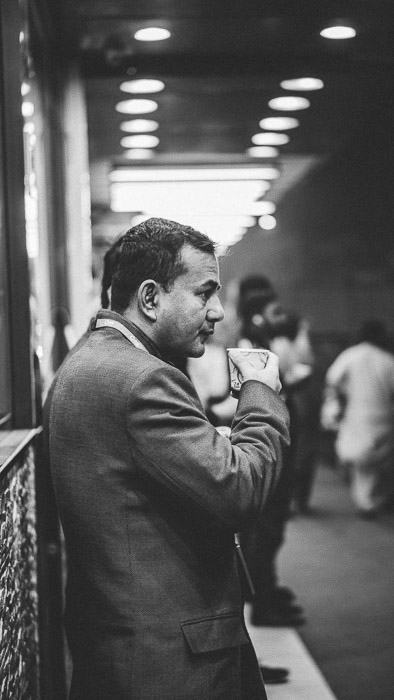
[138,279,160,321]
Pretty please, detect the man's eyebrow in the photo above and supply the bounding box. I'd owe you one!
[201,279,221,291]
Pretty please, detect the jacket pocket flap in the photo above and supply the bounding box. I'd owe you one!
[181,613,248,654]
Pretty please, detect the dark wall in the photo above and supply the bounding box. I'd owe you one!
[220,99,394,336]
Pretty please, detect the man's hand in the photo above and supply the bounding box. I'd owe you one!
[227,349,282,394]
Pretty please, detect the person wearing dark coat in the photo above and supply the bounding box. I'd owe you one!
[44,218,290,699]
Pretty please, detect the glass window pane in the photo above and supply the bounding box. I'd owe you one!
[0,194,12,424]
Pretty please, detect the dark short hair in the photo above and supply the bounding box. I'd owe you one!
[239,275,275,301]
[238,275,277,319]
[101,234,125,308]
[110,217,216,313]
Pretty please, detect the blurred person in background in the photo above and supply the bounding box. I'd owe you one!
[270,312,320,515]
[236,285,307,627]
[323,319,394,518]
[189,276,307,627]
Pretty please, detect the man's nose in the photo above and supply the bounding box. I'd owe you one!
[207,296,225,323]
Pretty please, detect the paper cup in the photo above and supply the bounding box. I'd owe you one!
[227,348,269,395]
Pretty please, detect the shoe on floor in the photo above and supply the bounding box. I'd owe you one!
[271,593,304,615]
[273,585,297,603]
[259,664,289,684]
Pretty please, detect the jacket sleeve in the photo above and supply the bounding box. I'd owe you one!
[125,363,290,532]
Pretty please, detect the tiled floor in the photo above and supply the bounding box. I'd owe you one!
[277,464,394,700]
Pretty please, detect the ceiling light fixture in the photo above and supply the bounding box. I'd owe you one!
[124,149,156,160]
[242,216,258,229]
[251,132,289,146]
[115,99,158,114]
[247,146,279,158]
[258,215,277,230]
[109,176,273,252]
[268,96,310,111]
[134,27,171,42]
[120,135,159,148]
[280,78,324,91]
[110,167,280,182]
[23,122,35,134]
[320,25,356,39]
[120,119,159,133]
[22,102,34,118]
[112,183,270,214]
[120,79,165,94]
[250,201,276,216]
[259,117,299,130]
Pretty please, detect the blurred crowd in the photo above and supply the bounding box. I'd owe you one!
[189,272,394,631]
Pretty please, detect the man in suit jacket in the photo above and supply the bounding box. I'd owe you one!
[44,217,290,699]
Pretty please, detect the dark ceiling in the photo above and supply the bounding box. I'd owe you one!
[60,0,394,209]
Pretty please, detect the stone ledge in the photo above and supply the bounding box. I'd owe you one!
[0,428,42,477]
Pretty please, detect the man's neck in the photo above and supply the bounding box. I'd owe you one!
[122,308,153,340]
[98,309,162,359]
[118,309,178,368]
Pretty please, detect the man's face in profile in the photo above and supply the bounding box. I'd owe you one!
[154,245,224,359]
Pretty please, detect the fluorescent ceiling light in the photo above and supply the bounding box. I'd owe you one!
[242,216,257,228]
[134,28,171,41]
[109,170,279,251]
[120,119,159,133]
[247,146,279,158]
[259,117,299,130]
[115,99,158,114]
[258,215,277,230]
[112,183,269,215]
[111,182,269,214]
[110,167,280,182]
[280,78,324,91]
[252,132,289,146]
[250,201,276,216]
[21,82,30,96]
[120,79,165,94]
[23,122,35,134]
[124,150,155,160]
[320,26,356,39]
[120,135,159,148]
[22,102,34,118]
[268,96,310,111]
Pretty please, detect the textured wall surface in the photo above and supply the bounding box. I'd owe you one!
[0,447,39,699]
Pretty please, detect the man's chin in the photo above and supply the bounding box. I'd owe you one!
[170,344,205,362]
[190,348,206,358]
[189,342,206,358]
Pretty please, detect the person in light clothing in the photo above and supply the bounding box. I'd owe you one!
[325,319,394,516]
